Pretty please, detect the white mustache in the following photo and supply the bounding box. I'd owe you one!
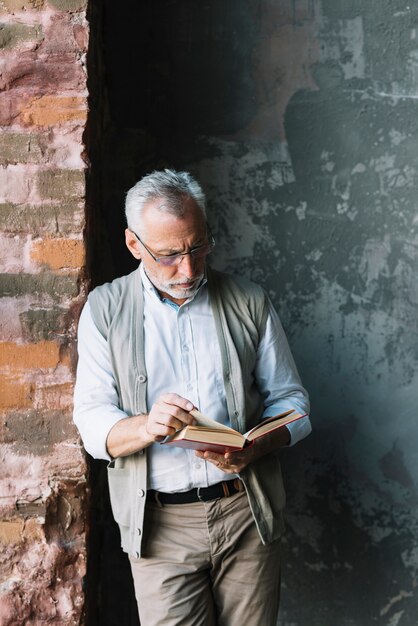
[169,275,204,287]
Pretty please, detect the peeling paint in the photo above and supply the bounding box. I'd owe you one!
[319,16,365,79]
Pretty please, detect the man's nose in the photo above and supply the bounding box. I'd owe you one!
[178,253,196,275]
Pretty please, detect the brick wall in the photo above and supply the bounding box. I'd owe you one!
[0,1,88,624]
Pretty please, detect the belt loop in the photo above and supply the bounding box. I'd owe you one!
[154,490,163,507]
[222,481,230,497]
[233,478,243,492]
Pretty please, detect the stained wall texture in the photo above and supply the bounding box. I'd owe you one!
[87,1,418,625]
[0,0,88,623]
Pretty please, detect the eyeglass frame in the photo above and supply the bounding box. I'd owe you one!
[130,225,215,267]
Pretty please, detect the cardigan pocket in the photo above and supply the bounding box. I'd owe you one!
[107,464,132,528]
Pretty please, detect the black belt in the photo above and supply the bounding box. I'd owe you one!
[148,479,243,505]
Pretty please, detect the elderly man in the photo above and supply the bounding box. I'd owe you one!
[74,169,311,626]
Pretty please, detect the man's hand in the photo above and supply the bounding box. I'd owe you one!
[194,425,291,474]
[195,442,259,474]
[106,393,195,458]
[144,393,196,443]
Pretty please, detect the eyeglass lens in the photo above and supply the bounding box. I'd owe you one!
[158,244,212,266]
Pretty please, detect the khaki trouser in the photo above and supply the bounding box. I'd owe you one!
[129,490,281,626]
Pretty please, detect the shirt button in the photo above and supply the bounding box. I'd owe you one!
[195,463,201,470]
[183,345,189,352]
[138,374,147,383]
[136,552,140,558]
[138,450,144,456]
[137,528,141,536]
[138,489,145,497]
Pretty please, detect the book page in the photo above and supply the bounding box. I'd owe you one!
[190,409,236,433]
[245,411,304,441]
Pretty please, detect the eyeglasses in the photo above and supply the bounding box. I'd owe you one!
[131,229,215,267]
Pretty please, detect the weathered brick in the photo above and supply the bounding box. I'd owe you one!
[0,273,80,300]
[1,409,75,451]
[23,518,45,542]
[36,169,85,200]
[20,95,87,127]
[20,307,67,342]
[0,520,24,545]
[30,237,84,270]
[0,165,32,204]
[47,0,87,11]
[0,133,44,166]
[0,340,62,370]
[0,23,43,50]
[0,0,44,12]
[15,499,47,517]
[0,377,34,409]
[0,233,25,273]
[0,202,84,236]
[0,134,42,165]
[1,53,86,97]
[0,0,88,616]
[35,382,74,411]
[40,12,88,55]
[0,92,19,127]
[72,22,88,51]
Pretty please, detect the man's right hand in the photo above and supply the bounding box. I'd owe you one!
[144,393,196,443]
[106,393,196,458]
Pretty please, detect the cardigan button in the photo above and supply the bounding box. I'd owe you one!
[138,374,147,383]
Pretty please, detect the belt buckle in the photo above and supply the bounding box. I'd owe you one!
[197,487,205,502]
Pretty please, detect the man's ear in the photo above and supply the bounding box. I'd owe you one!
[125,228,142,260]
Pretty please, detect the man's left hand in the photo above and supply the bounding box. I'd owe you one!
[194,425,291,474]
[195,443,259,474]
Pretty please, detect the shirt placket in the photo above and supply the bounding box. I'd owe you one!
[177,305,209,486]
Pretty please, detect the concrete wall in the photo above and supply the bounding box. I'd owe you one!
[0,0,88,623]
[91,1,418,624]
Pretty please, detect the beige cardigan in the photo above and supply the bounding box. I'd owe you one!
[89,265,286,558]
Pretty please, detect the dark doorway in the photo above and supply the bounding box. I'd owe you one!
[84,1,258,624]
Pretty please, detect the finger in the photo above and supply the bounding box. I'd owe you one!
[224,451,244,463]
[160,393,195,412]
[148,413,184,435]
[195,453,242,474]
[206,457,229,471]
[147,411,186,437]
[206,457,225,470]
[211,460,236,474]
[156,399,196,426]
[146,420,178,438]
[199,451,227,463]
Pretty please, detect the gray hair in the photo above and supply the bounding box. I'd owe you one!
[125,169,206,231]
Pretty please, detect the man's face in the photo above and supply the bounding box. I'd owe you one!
[125,196,208,305]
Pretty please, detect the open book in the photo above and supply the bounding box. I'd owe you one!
[162,408,306,453]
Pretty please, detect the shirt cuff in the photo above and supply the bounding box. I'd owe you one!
[73,407,129,461]
[285,415,312,446]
